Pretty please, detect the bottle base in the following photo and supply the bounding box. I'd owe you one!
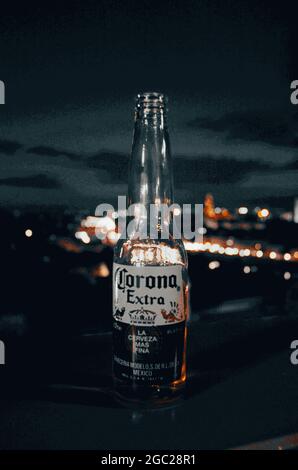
[113,379,186,409]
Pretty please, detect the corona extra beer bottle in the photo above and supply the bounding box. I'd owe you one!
[113,92,189,405]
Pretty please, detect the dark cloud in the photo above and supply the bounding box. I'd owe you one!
[86,150,272,185]
[87,151,128,182]
[173,156,271,185]
[284,158,298,170]
[189,110,298,148]
[0,174,61,189]
[249,194,297,210]
[27,146,79,160]
[0,139,23,155]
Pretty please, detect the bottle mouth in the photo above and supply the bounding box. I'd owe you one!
[136,92,167,111]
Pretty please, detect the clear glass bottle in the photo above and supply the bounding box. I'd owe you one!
[113,92,189,406]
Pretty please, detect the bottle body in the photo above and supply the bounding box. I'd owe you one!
[112,93,189,405]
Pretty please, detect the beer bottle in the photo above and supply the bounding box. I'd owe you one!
[113,92,189,405]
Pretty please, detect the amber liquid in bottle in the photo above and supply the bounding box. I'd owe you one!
[113,93,189,406]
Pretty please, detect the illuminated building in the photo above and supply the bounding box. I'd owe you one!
[204,193,232,220]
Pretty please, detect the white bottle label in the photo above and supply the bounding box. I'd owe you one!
[113,263,184,326]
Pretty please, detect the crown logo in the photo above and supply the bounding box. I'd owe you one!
[128,307,157,325]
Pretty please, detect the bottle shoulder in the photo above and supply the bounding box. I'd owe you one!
[114,237,187,267]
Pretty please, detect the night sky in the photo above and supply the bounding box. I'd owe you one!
[0,0,297,209]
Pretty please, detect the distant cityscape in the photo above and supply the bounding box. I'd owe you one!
[65,193,298,270]
[0,193,297,345]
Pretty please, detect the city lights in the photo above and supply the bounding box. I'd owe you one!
[75,212,298,265]
[173,207,181,216]
[257,208,270,219]
[25,229,33,238]
[238,206,248,215]
[70,194,298,270]
[92,262,110,278]
[208,260,220,270]
[75,231,90,244]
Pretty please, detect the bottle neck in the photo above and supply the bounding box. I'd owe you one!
[128,108,173,208]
